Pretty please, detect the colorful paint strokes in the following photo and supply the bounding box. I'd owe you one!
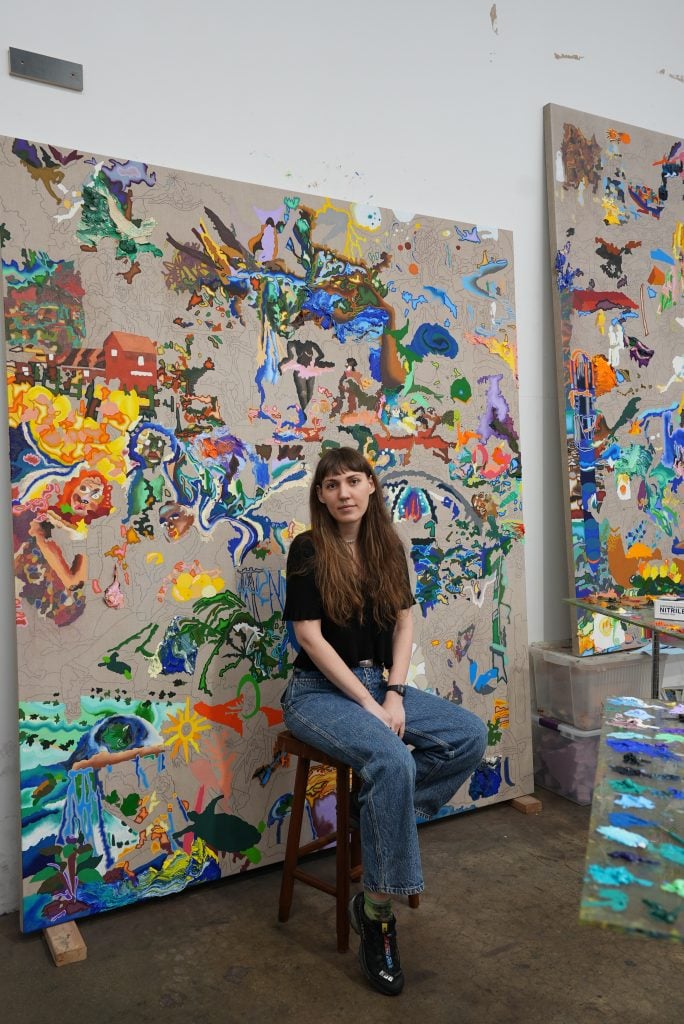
[1,136,530,932]
[580,696,684,941]
[544,105,684,656]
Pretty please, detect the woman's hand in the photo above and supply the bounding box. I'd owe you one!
[381,692,406,738]
[364,699,396,732]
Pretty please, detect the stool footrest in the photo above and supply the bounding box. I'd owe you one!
[292,869,337,898]
[297,832,339,858]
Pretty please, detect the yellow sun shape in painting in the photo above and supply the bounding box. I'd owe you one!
[162,699,211,762]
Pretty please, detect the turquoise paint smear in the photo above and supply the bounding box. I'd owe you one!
[582,888,629,912]
[655,733,684,744]
[609,778,684,800]
[609,778,648,795]
[655,843,684,865]
[586,864,653,887]
[597,825,649,848]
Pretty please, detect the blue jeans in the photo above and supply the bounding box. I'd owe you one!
[281,666,488,896]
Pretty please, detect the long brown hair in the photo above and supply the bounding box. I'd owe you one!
[307,447,412,626]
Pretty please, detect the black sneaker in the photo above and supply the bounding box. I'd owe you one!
[349,892,404,996]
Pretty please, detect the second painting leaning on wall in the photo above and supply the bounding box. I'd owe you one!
[1,137,530,932]
[545,104,684,656]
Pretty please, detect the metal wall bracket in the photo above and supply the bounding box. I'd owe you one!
[9,47,83,92]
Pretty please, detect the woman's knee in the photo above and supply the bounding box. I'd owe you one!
[367,739,416,781]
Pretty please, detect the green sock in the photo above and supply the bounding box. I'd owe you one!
[364,893,393,922]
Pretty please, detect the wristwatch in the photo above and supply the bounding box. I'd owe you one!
[386,684,408,697]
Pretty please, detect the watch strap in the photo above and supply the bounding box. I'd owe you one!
[386,684,407,697]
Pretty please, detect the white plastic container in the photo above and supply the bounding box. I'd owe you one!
[653,648,684,703]
[529,640,650,730]
[532,714,601,805]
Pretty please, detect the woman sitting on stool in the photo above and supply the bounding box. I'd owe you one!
[281,447,487,997]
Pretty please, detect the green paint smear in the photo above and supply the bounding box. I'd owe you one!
[450,375,472,402]
[487,719,502,745]
[134,701,155,724]
[98,720,136,752]
[120,793,141,816]
[661,879,684,897]
[642,899,679,923]
[241,846,262,865]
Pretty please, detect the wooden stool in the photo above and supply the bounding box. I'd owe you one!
[275,729,418,953]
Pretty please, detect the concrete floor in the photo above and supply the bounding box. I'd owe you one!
[2,790,683,1024]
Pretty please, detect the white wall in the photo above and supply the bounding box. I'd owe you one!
[1,0,682,915]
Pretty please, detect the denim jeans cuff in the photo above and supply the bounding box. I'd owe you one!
[364,883,425,897]
[414,806,434,821]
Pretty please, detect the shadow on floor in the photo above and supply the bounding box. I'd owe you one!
[1,790,682,1024]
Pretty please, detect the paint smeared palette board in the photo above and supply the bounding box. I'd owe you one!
[580,696,684,941]
[544,105,684,657]
[1,135,530,932]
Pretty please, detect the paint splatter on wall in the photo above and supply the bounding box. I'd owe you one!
[545,105,684,656]
[1,136,530,932]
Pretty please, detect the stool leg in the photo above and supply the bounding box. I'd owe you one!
[350,771,362,882]
[335,765,351,952]
[278,755,310,923]
[408,894,420,909]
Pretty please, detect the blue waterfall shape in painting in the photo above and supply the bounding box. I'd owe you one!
[57,713,166,869]
[570,351,601,582]
[58,768,114,869]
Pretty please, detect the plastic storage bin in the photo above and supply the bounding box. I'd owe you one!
[532,715,601,805]
[529,640,650,730]
[654,648,684,703]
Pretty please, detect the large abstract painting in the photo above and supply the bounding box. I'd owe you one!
[1,136,529,932]
[545,105,684,656]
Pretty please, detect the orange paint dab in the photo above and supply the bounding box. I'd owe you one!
[591,355,618,396]
[626,542,657,559]
[408,262,419,275]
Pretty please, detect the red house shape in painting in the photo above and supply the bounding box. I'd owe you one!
[103,331,157,391]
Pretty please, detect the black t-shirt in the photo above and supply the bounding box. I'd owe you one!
[283,531,413,670]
